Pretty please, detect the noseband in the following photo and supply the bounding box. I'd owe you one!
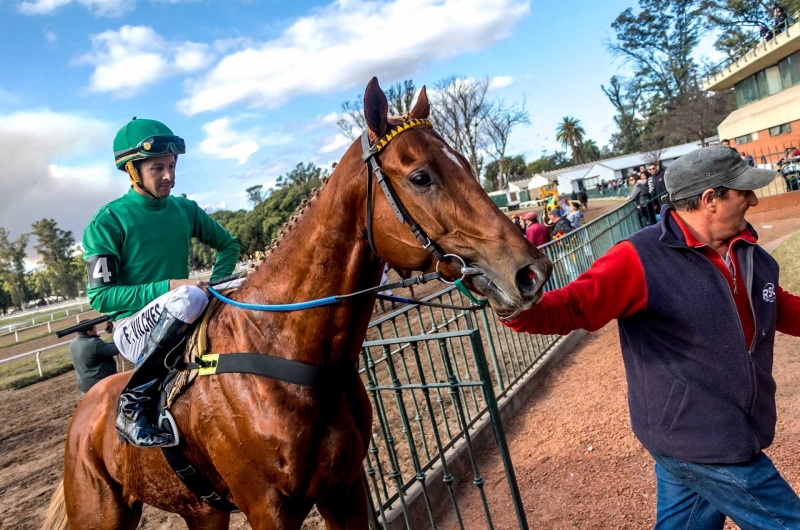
[360,119,447,263]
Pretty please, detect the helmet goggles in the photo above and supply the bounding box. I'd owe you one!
[114,135,186,166]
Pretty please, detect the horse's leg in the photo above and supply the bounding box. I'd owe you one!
[316,473,369,530]
[182,512,231,530]
[63,382,143,530]
[236,488,308,530]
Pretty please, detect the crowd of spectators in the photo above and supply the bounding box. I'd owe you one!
[596,178,628,197]
[512,196,586,246]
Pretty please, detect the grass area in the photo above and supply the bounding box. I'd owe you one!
[0,310,101,350]
[0,334,116,391]
[0,303,90,328]
[0,345,74,390]
[773,229,800,293]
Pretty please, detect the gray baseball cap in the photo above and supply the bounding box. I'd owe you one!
[665,146,777,201]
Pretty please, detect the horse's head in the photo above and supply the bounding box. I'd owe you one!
[361,77,552,317]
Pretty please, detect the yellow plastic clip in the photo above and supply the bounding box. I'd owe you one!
[198,354,220,376]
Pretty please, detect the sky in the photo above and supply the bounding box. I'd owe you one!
[0,0,665,247]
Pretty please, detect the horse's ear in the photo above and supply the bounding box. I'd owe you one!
[409,86,430,120]
[364,77,389,137]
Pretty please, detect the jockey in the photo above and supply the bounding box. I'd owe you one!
[82,118,240,448]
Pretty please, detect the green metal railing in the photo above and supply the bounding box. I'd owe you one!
[359,201,641,529]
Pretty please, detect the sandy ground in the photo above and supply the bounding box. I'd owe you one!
[2,212,800,529]
[440,325,800,529]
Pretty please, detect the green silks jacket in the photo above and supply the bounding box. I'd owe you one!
[83,187,239,320]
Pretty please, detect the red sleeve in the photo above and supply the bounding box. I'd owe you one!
[777,286,800,336]
[502,241,648,335]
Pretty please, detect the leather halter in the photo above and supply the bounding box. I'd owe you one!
[360,119,446,262]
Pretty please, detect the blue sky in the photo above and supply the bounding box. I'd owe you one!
[0,0,676,244]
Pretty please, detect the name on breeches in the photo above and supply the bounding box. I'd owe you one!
[122,304,162,345]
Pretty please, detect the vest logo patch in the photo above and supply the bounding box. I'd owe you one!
[763,283,776,303]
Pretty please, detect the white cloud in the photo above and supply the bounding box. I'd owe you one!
[199,117,293,164]
[319,133,352,154]
[489,75,514,90]
[0,110,128,243]
[202,201,227,213]
[319,111,340,124]
[177,0,530,115]
[44,30,58,42]
[18,0,130,17]
[76,25,213,98]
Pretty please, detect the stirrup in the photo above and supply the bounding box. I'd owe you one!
[158,410,180,448]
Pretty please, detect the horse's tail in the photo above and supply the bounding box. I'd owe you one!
[41,479,68,530]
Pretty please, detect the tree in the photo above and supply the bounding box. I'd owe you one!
[246,185,266,207]
[30,218,80,299]
[430,76,493,179]
[701,0,788,60]
[602,76,643,154]
[576,139,601,163]
[385,80,417,116]
[484,99,529,189]
[556,117,587,164]
[483,155,529,191]
[655,83,736,144]
[0,284,10,314]
[337,80,416,140]
[0,228,30,309]
[526,151,572,174]
[609,0,702,106]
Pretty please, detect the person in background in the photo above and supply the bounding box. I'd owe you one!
[523,211,549,247]
[578,187,589,209]
[69,321,119,397]
[722,138,739,153]
[548,208,573,240]
[741,151,755,168]
[566,201,584,230]
[649,162,667,199]
[511,214,525,234]
[630,172,655,227]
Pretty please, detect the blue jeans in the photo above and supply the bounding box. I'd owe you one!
[652,452,800,529]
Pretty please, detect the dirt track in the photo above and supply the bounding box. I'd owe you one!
[441,324,800,529]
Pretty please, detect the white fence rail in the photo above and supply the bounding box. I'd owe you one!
[0,307,95,342]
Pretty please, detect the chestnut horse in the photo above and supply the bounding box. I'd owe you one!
[44,78,551,530]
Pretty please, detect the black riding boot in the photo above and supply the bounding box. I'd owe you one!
[115,309,189,448]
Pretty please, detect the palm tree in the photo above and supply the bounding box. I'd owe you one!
[577,139,601,163]
[556,117,586,165]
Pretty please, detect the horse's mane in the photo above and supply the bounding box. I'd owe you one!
[248,116,410,272]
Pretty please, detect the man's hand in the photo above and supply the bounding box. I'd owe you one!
[169,279,209,295]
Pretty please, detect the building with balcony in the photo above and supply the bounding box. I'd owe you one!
[704,17,800,155]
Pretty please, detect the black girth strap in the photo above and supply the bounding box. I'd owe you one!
[360,129,446,261]
[161,355,357,512]
[194,353,358,387]
[161,446,239,513]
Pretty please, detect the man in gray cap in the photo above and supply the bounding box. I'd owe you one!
[499,146,800,528]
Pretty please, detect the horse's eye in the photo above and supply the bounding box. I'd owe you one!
[410,172,432,188]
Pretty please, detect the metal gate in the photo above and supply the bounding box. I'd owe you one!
[359,201,641,529]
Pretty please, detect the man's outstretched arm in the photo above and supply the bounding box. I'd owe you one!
[503,242,647,335]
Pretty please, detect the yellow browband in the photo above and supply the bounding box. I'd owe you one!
[371,118,433,154]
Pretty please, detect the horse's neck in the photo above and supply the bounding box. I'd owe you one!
[210,148,382,365]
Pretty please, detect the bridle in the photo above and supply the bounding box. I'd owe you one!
[360,118,446,262]
[360,119,481,284]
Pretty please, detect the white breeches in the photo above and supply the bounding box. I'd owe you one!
[112,285,209,363]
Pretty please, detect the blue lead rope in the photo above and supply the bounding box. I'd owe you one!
[207,287,340,312]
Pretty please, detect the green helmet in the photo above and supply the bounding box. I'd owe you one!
[113,117,186,171]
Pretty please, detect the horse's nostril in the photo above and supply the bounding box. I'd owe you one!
[515,265,538,294]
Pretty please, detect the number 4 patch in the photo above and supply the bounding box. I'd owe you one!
[86,254,119,287]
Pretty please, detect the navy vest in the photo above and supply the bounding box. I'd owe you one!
[621,207,779,463]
